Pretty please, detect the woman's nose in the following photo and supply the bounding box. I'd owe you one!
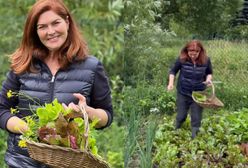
[47,26,55,35]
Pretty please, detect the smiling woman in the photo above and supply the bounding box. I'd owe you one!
[37,11,69,52]
[0,0,113,167]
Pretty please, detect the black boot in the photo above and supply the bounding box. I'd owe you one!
[191,127,199,139]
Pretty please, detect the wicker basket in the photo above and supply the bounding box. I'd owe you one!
[26,106,110,168]
[192,82,224,109]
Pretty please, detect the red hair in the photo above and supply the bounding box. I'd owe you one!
[180,40,208,65]
[10,0,88,74]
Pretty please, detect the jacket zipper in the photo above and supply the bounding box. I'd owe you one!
[42,62,58,102]
[50,75,56,102]
[193,63,196,90]
[51,75,55,82]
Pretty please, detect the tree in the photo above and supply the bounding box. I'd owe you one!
[158,0,243,38]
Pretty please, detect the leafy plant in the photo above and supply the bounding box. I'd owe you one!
[192,92,207,102]
[153,109,248,167]
[7,91,99,155]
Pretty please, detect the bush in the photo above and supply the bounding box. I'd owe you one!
[224,25,248,41]
[123,83,176,117]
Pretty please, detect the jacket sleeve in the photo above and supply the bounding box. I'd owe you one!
[0,71,20,130]
[90,61,113,128]
[206,57,213,75]
[169,57,181,75]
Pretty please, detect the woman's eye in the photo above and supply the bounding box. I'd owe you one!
[37,25,46,30]
[53,22,60,25]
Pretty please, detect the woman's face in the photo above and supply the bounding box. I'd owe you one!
[187,44,201,61]
[37,10,69,52]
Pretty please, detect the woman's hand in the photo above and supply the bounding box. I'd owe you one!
[204,74,213,87]
[203,80,212,88]
[62,93,87,113]
[7,116,29,134]
[63,93,109,128]
[167,74,175,91]
[167,84,174,91]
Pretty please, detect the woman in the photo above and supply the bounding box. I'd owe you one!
[167,40,213,139]
[0,0,113,167]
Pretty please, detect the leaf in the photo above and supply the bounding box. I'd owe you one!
[69,135,78,149]
[38,126,56,142]
[60,137,70,147]
[192,92,207,102]
[67,121,80,140]
[55,113,68,138]
[36,99,62,126]
[43,134,61,145]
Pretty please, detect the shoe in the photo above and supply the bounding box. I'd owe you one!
[191,127,199,139]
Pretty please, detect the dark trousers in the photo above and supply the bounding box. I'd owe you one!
[175,92,203,129]
[5,133,49,168]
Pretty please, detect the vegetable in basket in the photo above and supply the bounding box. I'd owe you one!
[192,92,207,103]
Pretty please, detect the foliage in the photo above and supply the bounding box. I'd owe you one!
[64,0,124,76]
[123,0,175,85]
[110,75,125,125]
[206,40,248,110]
[123,83,176,117]
[95,122,125,168]
[123,104,140,168]
[0,130,7,167]
[138,119,157,168]
[6,90,100,155]
[153,108,248,167]
[192,92,207,103]
[158,0,243,38]
[224,25,248,40]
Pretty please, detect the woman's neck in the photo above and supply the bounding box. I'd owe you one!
[44,54,60,76]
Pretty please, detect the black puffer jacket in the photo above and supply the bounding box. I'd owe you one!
[0,56,113,168]
[0,56,113,129]
[169,57,213,96]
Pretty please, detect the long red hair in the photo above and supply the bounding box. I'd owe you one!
[180,40,208,65]
[10,0,88,74]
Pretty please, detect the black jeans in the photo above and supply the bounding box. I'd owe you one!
[175,92,203,128]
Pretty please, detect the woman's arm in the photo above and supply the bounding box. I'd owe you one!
[0,71,22,132]
[65,60,113,129]
[71,93,109,128]
[167,74,175,91]
[205,58,213,84]
[167,58,181,91]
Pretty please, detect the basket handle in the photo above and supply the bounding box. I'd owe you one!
[79,105,89,151]
[209,81,215,100]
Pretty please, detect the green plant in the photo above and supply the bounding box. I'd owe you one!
[95,122,125,168]
[7,91,99,155]
[224,25,248,40]
[153,109,248,167]
[123,83,176,117]
[0,130,7,168]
